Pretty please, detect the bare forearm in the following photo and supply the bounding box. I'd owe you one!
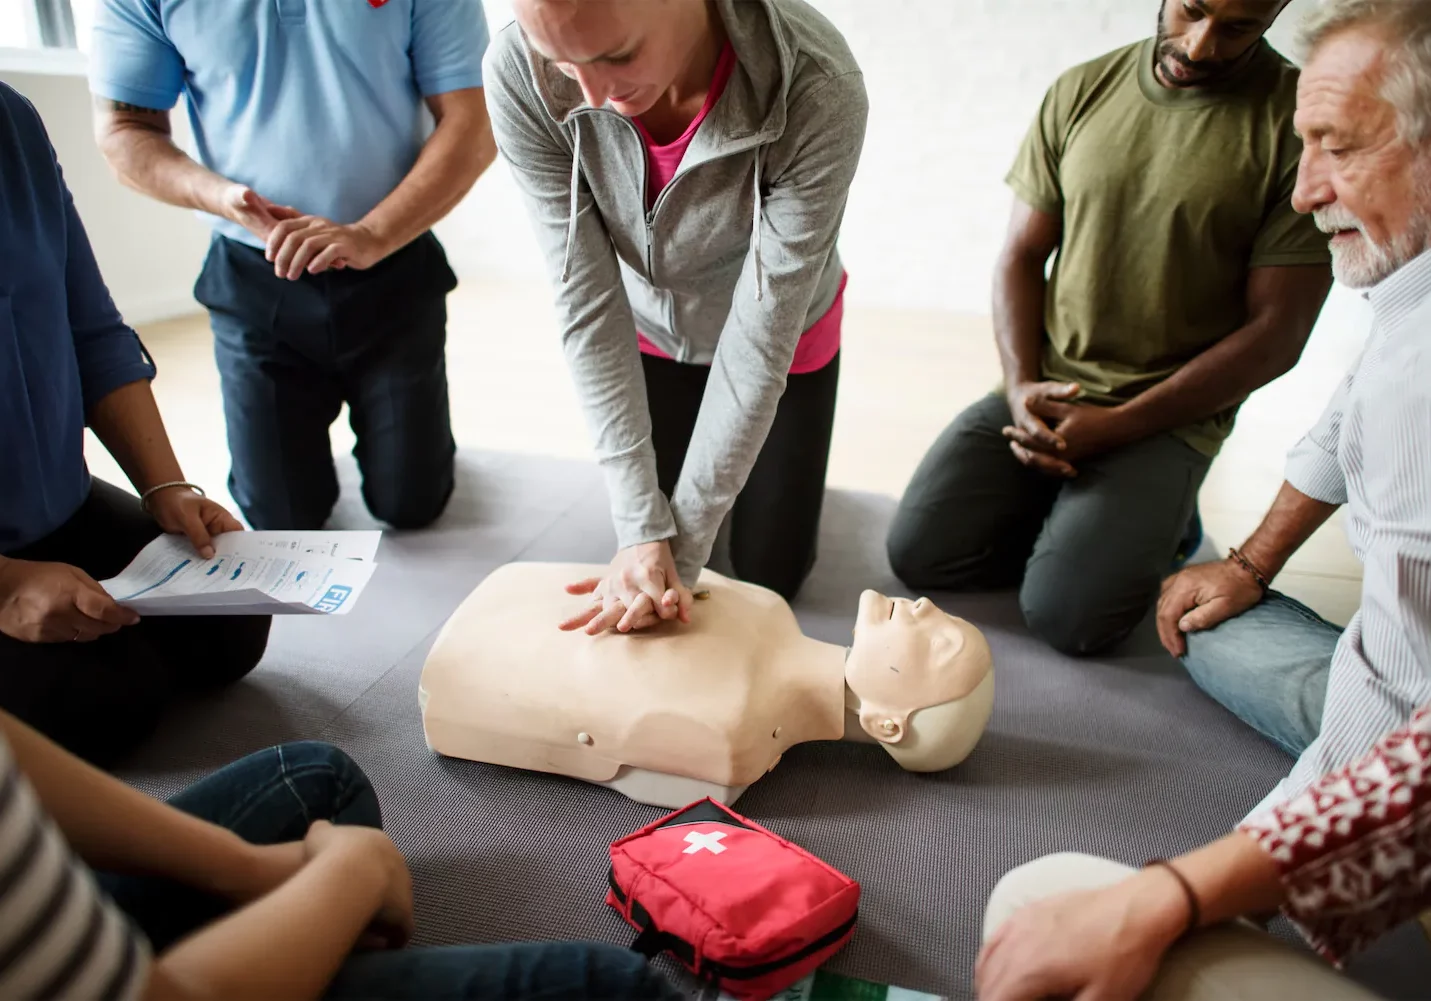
[993,253,1048,389]
[1115,265,1332,440]
[94,105,233,217]
[1114,831,1288,955]
[88,379,186,494]
[1114,320,1299,439]
[359,95,495,257]
[150,848,382,1001]
[1175,832,1288,927]
[1240,482,1338,579]
[0,711,251,889]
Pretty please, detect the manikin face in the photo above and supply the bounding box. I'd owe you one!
[1292,28,1431,289]
[845,590,989,744]
[514,0,701,117]
[1153,0,1283,89]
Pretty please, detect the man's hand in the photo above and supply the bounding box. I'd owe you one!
[220,183,301,245]
[974,869,1188,1001]
[146,488,243,561]
[560,540,693,635]
[1157,560,1264,657]
[265,216,389,280]
[1004,382,1138,476]
[0,558,139,644]
[302,820,414,951]
[1007,381,1078,451]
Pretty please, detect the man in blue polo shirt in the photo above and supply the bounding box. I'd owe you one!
[89,0,494,533]
[0,81,268,766]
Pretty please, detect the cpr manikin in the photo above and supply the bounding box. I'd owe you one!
[418,563,994,808]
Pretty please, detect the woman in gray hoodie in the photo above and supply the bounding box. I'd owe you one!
[484,0,868,634]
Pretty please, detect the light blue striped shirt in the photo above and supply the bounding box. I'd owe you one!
[1252,248,1431,817]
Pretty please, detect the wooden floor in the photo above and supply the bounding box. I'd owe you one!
[86,278,1365,626]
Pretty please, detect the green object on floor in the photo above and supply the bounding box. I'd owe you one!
[718,970,948,1001]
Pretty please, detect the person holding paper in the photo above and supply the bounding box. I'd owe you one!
[0,81,268,767]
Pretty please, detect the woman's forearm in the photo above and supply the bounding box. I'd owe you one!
[0,711,254,894]
[88,379,187,495]
[1170,832,1288,928]
[148,845,384,1001]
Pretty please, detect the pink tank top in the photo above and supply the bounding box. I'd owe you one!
[632,42,844,376]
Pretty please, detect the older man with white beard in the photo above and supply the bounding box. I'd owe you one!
[970,4,1431,1000]
[1151,0,1431,796]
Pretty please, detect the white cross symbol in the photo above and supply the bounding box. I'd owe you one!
[683,830,728,855]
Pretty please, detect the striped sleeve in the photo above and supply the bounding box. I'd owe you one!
[0,737,150,1001]
[1284,367,1351,506]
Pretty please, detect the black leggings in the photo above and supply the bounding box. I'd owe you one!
[642,350,839,601]
[0,480,270,766]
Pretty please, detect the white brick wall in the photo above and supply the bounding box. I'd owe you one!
[443,0,1321,313]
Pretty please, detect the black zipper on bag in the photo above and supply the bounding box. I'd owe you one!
[609,869,857,980]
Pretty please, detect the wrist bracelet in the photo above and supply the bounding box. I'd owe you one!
[1145,858,1201,938]
[140,480,205,513]
[1227,547,1271,593]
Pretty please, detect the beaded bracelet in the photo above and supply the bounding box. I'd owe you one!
[140,480,206,513]
[1144,858,1201,939]
[1228,547,1271,593]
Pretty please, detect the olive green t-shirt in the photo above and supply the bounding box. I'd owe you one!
[1005,37,1330,456]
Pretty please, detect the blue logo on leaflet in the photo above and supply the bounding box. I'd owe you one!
[315,585,352,613]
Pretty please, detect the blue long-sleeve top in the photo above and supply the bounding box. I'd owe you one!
[0,81,156,553]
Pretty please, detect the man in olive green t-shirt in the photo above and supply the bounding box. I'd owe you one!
[888,0,1332,656]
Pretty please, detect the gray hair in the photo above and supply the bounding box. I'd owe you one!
[1297,0,1431,143]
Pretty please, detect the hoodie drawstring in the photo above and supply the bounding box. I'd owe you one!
[561,118,582,284]
[562,116,764,304]
[751,152,763,302]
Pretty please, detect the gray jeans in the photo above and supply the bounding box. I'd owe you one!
[888,393,1212,655]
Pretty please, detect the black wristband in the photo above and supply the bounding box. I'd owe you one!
[1144,858,1201,938]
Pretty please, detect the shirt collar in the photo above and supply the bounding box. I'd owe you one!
[1366,247,1431,329]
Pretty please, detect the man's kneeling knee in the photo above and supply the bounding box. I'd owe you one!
[1020,590,1139,657]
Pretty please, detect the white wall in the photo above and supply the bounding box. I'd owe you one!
[2,66,211,324]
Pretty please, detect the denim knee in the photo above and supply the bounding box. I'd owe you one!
[277,741,383,830]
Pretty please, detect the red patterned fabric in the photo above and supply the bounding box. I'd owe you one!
[1238,703,1431,965]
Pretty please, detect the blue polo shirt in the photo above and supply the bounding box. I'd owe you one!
[0,83,157,553]
[88,0,489,249]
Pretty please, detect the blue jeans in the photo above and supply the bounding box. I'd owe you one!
[1181,591,1342,757]
[100,742,678,1000]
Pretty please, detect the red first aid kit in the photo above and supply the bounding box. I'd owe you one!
[606,798,860,1000]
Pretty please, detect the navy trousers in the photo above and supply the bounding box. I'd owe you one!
[195,232,458,532]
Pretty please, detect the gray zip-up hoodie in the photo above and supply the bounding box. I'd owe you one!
[483,0,868,586]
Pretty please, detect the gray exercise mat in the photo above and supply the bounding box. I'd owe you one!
[117,450,1431,1000]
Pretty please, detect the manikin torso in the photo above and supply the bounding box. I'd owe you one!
[419,563,993,807]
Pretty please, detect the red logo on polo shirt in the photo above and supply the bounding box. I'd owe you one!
[368,0,390,7]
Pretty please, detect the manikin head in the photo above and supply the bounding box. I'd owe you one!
[513,0,719,117]
[844,590,994,773]
[1153,0,1289,88]
[1292,0,1431,288]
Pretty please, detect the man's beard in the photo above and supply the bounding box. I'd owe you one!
[1154,7,1243,87]
[1314,162,1431,288]
[1315,205,1431,289]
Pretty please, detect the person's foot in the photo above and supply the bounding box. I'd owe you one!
[1172,508,1204,570]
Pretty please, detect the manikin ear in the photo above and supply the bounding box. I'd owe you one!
[880,673,996,773]
[858,705,909,744]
